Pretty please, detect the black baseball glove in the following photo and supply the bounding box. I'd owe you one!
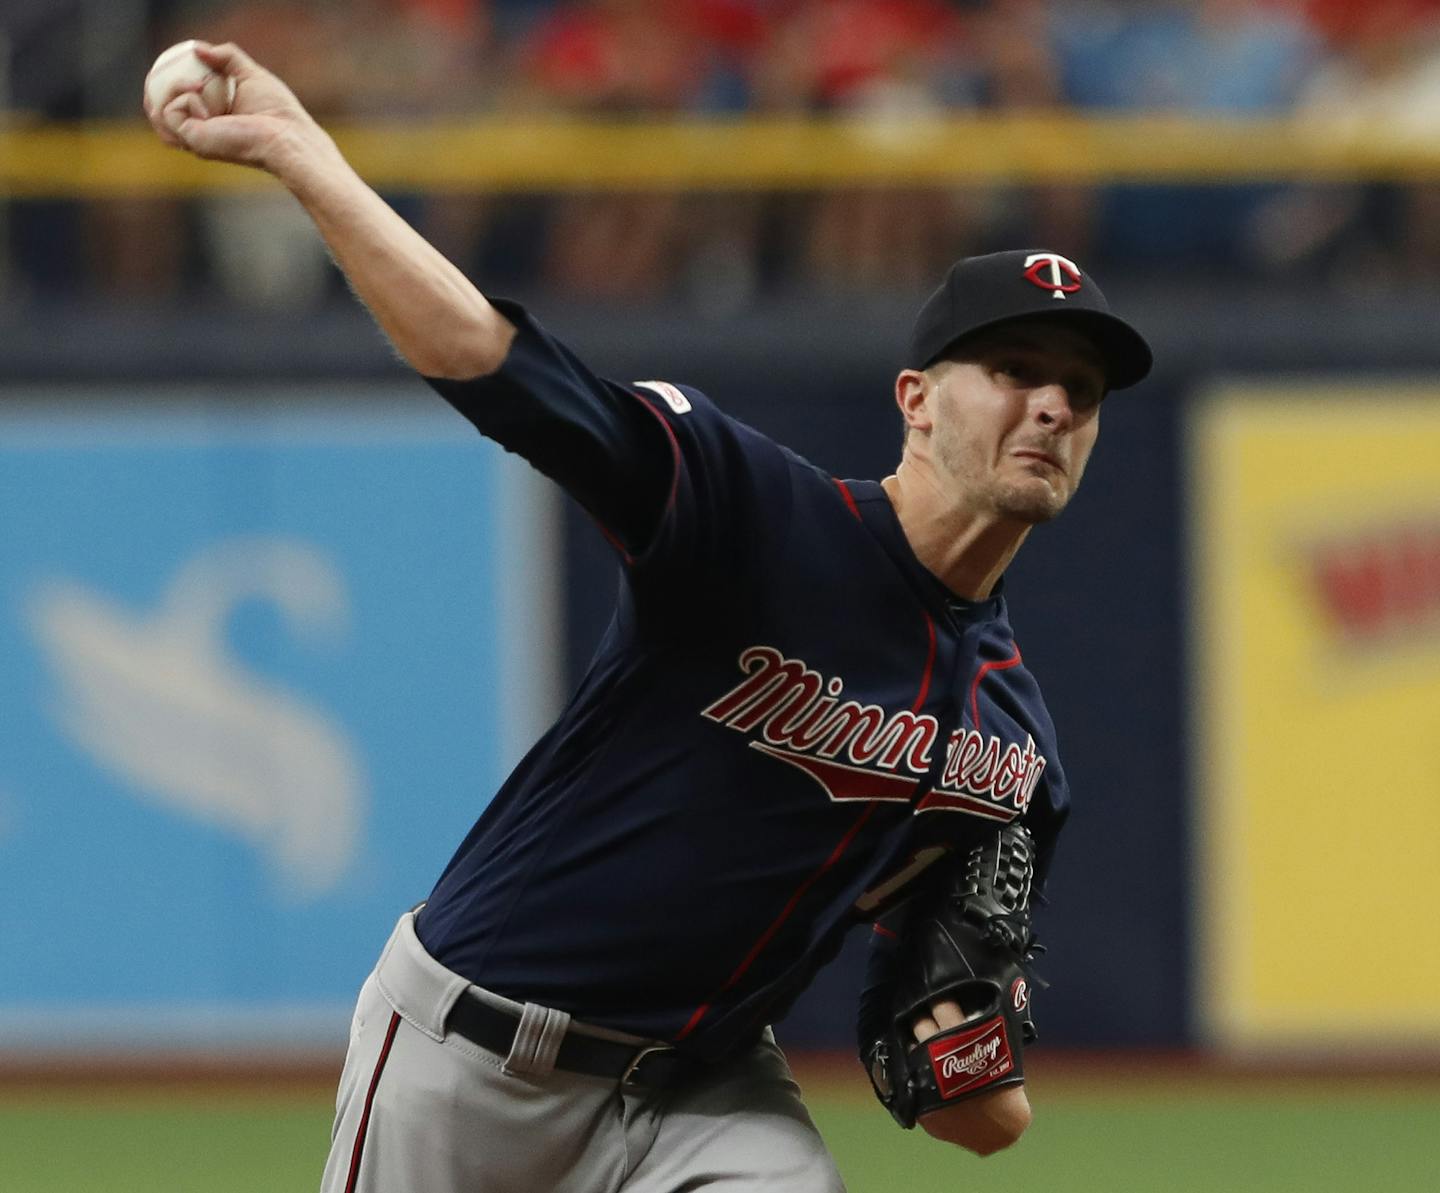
[860,824,1044,1129]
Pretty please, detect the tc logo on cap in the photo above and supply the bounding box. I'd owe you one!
[1023,253,1083,300]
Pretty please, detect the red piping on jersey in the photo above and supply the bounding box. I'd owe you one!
[674,801,880,1041]
[831,477,936,707]
[872,922,898,941]
[343,1010,402,1193]
[915,611,937,711]
[829,477,937,704]
[592,389,685,566]
[674,601,938,1042]
[630,389,683,513]
[592,521,632,561]
[969,643,1022,732]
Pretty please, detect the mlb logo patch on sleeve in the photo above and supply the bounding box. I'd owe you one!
[636,381,692,414]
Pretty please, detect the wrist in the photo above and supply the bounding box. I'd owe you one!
[265,119,345,193]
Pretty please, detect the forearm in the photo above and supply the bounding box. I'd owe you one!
[148,39,513,379]
[919,1084,1031,1156]
[269,128,514,379]
[148,42,661,535]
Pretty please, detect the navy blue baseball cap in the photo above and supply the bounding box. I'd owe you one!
[906,250,1153,390]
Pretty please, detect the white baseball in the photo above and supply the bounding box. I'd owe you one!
[144,40,235,117]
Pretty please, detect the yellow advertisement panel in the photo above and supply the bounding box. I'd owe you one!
[1194,385,1440,1049]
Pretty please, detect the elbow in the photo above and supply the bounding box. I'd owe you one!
[419,343,505,382]
[412,312,517,381]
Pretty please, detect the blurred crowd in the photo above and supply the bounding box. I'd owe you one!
[8,0,1440,309]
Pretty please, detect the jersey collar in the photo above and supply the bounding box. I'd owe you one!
[839,479,1007,625]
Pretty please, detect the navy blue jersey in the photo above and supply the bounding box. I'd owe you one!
[416,303,1071,1062]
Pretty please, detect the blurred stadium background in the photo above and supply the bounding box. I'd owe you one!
[3,1,1440,1190]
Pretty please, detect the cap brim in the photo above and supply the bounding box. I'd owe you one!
[938,308,1154,392]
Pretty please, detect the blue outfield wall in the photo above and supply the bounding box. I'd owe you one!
[0,386,561,1050]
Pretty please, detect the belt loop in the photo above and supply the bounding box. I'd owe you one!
[503,1002,571,1076]
[620,1044,674,1088]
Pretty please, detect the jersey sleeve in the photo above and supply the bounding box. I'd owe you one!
[856,912,907,1055]
[424,299,674,556]
[426,299,792,581]
[1026,794,1068,896]
[1019,707,1069,896]
[619,379,795,586]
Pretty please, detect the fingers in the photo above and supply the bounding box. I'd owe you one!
[162,91,212,144]
[170,91,212,126]
[929,998,967,1033]
[160,92,254,163]
[146,91,202,149]
[141,40,312,169]
[911,999,974,1042]
[143,42,266,163]
[150,112,184,148]
[142,41,230,144]
[193,42,257,79]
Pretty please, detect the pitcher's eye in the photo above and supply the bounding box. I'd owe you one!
[1066,374,1105,410]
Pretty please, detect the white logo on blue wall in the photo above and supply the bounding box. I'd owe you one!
[28,537,366,899]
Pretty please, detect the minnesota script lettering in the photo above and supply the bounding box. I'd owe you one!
[701,646,1046,820]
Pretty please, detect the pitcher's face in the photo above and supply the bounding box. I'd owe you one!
[925,323,1106,524]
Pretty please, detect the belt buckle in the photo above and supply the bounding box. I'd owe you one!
[619,1043,674,1087]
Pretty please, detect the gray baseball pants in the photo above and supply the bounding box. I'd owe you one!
[319,911,847,1192]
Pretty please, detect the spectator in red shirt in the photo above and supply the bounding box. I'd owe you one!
[512,0,769,302]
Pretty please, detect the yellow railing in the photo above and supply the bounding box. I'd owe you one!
[5,113,1440,196]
